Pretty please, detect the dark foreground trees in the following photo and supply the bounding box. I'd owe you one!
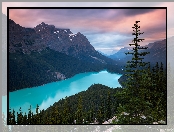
[7,21,166,125]
[8,84,122,125]
[114,21,166,124]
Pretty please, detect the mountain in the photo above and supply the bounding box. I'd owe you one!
[108,39,166,68]
[9,48,106,92]
[144,39,166,67]
[9,19,115,65]
[109,47,133,60]
[97,50,109,57]
[9,19,121,92]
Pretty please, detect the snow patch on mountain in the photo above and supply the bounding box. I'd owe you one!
[69,33,76,37]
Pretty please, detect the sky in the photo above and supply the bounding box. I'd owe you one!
[2,2,172,55]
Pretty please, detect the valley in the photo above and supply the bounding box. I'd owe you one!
[7,17,167,125]
[108,39,166,69]
[9,19,123,92]
[8,71,122,122]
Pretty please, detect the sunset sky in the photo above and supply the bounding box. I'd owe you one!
[3,3,170,55]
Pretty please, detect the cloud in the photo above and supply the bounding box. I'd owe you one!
[86,33,132,55]
[8,9,165,31]
[6,7,166,55]
[122,9,156,16]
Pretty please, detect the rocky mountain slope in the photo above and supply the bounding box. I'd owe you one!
[9,19,115,65]
[9,19,121,92]
[108,39,166,68]
[9,48,106,92]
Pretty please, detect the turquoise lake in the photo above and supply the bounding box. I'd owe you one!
[3,70,122,116]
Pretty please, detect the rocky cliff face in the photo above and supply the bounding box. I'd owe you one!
[33,22,96,55]
[9,19,115,64]
[8,18,119,92]
[9,19,44,54]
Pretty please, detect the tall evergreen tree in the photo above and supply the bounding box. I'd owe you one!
[106,91,111,120]
[115,21,166,124]
[124,21,150,89]
[75,95,83,124]
[62,97,70,124]
[149,62,167,122]
[115,21,153,124]
[97,95,105,124]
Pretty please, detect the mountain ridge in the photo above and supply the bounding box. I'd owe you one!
[108,39,166,68]
[9,18,122,92]
[9,19,116,65]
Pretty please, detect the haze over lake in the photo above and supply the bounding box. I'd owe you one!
[5,70,122,115]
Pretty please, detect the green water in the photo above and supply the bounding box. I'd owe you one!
[3,70,122,116]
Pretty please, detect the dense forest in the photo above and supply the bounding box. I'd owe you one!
[8,60,166,125]
[8,21,166,125]
[9,48,122,92]
[8,17,124,93]
[8,84,122,124]
[9,48,103,92]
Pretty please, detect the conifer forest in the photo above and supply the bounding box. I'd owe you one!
[7,21,167,125]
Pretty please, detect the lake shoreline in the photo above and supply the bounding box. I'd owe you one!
[8,69,122,93]
[8,70,122,115]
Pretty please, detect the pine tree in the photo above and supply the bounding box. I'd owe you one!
[62,97,70,124]
[17,107,23,124]
[106,91,111,120]
[87,101,94,123]
[75,95,83,124]
[53,105,60,124]
[149,62,167,122]
[97,96,105,124]
[27,105,32,124]
[115,21,153,124]
[124,21,150,90]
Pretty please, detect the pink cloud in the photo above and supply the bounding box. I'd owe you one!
[7,8,167,55]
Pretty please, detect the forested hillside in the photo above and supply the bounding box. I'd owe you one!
[9,48,107,92]
[8,84,122,124]
[8,18,122,92]
[8,21,166,125]
[109,39,166,69]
